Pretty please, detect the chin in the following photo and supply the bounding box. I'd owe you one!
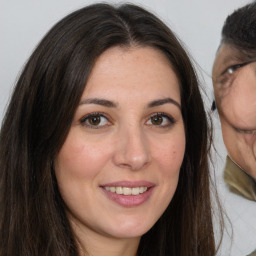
[107,218,155,239]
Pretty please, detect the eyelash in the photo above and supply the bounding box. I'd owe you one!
[146,112,176,128]
[79,112,176,129]
[226,63,245,74]
[80,112,111,129]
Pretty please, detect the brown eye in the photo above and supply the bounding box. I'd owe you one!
[146,113,175,128]
[80,113,109,128]
[151,115,163,125]
[88,115,101,125]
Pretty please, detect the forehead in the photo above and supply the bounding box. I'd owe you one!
[83,46,181,102]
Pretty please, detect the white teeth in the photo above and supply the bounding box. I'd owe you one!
[116,187,122,194]
[139,187,145,193]
[123,187,132,195]
[104,186,148,195]
[132,187,140,195]
[110,187,116,193]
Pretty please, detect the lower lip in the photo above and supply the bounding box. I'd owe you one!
[101,187,154,207]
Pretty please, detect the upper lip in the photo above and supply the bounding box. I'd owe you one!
[100,180,155,188]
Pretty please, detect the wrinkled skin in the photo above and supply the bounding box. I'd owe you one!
[212,43,256,179]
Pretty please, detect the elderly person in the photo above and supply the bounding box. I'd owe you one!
[212,2,256,202]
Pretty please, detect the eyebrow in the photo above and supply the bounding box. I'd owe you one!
[79,98,118,108]
[147,98,181,110]
[79,97,181,110]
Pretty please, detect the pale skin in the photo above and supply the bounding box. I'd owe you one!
[55,46,186,256]
[212,43,256,179]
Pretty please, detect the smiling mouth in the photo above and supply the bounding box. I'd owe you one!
[104,186,148,196]
[101,183,154,207]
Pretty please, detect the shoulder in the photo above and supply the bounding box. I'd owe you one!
[223,155,256,201]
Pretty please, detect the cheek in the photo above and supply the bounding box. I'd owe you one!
[55,131,112,180]
[221,118,248,166]
[220,76,256,128]
[152,130,185,177]
[221,118,237,151]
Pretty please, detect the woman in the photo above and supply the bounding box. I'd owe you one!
[212,2,256,201]
[0,3,217,255]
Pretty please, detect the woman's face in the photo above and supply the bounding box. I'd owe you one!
[55,46,185,243]
[213,43,256,178]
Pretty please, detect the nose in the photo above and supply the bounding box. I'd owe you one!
[112,125,151,170]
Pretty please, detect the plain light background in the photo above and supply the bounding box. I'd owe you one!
[1,1,256,255]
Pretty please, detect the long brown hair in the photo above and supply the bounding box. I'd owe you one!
[0,3,217,255]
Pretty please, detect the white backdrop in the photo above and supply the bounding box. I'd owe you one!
[1,1,255,255]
